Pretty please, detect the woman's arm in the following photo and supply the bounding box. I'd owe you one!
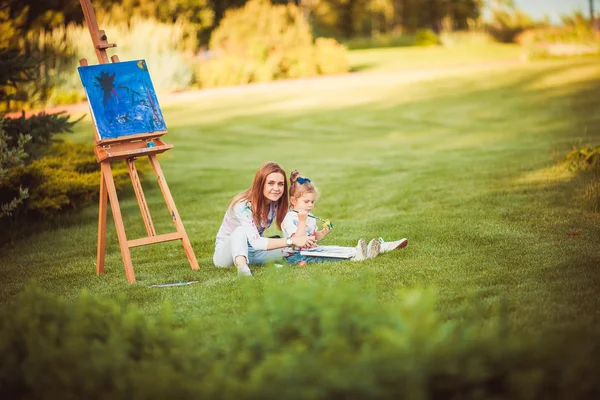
[266,235,315,250]
[234,202,315,250]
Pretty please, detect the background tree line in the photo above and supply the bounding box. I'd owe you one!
[3,0,483,42]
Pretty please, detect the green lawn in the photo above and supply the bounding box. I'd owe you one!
[347,43,522,72]
[1,56,599,343]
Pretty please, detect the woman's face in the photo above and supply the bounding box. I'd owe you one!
[263,172,285,203]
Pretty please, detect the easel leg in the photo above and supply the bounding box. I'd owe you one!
[126,158,156,237]
[148,155,200,270]
[97,169,108,274]
[102,162,137,283]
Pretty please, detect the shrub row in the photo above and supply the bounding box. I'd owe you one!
[1,276,599,399]
[195,0,348,88]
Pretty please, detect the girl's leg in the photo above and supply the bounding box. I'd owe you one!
[285,252,339,265]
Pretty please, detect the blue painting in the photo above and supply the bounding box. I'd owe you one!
[78,60,166,140]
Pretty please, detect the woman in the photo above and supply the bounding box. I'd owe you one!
[213,161,315,276]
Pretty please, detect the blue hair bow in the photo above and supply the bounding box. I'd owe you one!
[297,177,311,184]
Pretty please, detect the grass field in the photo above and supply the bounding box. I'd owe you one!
[1,52,599,346]
[347,43,522,72]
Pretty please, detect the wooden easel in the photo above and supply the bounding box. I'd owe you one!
[78,0,199,283]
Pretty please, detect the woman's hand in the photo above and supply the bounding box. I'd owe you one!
[293,235,316,248]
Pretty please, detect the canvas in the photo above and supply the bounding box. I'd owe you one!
[78,60,166,140]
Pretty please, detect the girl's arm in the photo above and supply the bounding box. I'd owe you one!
[294,210,309,238]
[314,227,330,241]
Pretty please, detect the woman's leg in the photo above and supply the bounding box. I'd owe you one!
[247,247,287,265]
[213,227,249,268]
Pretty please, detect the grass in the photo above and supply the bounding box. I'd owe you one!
[348,42,522,72]
[1,55,600,345]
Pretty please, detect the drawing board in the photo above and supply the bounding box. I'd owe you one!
[78,60,166,140]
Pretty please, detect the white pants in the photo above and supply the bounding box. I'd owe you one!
[213,227,285,267]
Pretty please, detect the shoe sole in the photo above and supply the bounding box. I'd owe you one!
[395,239,408,249]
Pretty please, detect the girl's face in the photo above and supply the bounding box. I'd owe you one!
[292,192,317,213]
[263,172,285,203]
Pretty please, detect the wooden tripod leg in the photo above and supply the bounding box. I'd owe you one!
[97,168,108,274]
[126,158,156,237]
[102,162,136,282]
[148,155,200,270]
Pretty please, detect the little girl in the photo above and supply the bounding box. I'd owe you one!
[281,170,408,265]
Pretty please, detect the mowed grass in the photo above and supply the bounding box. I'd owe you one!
[347,42,522,72]
[1,56,599,342]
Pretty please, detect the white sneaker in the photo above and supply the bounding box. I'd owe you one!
[351,238,367,261]
[237,264,252,276]
[378,237,408,253]
[367,238,381,259]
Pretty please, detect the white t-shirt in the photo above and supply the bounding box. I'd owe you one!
[282,211,318,240]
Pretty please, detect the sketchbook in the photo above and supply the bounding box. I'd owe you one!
[299,246,354,259]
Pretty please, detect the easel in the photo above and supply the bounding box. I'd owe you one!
[78,0,199,283]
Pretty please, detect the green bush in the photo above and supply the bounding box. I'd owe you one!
[517,26,599,60]
[1,141,134,218]
[0,120,29,217]
[12,17,197,111]
[344,34,417,50]
[565,145,600,172]
[2,276,600,399]
[414,29,440,46]
[486,8,535,43]
[194,0,348,88]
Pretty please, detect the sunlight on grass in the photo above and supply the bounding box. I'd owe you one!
[515,166,575,186]
[526,61,600,90]
[347,43,522,72]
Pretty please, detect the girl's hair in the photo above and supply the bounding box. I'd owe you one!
[289,170,318,205]
[229,161,289,230]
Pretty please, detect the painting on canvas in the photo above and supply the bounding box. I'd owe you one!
[78,60,166,140]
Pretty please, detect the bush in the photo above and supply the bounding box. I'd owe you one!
[0,120,29,217]
[344,33,417,50]
[1,141,135,219]
[2,276,600,399]
[564,144,600,172]
[414,29,440,46]
[194,0,349,88]
[486,8,535,43]
[517,26,599,60]
[11,16,197,111]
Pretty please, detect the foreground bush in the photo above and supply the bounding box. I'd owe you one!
[1,275,599,399]
[195,0,348,88]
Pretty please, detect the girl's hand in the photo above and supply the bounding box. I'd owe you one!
[320,227,330,236]
[293,235,316,248]
[297,208,309,222]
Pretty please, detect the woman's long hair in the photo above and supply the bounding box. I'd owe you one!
[228,162,289,230]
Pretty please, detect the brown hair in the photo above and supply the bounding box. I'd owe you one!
[289,169,318,207]
[229,162,289,230]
